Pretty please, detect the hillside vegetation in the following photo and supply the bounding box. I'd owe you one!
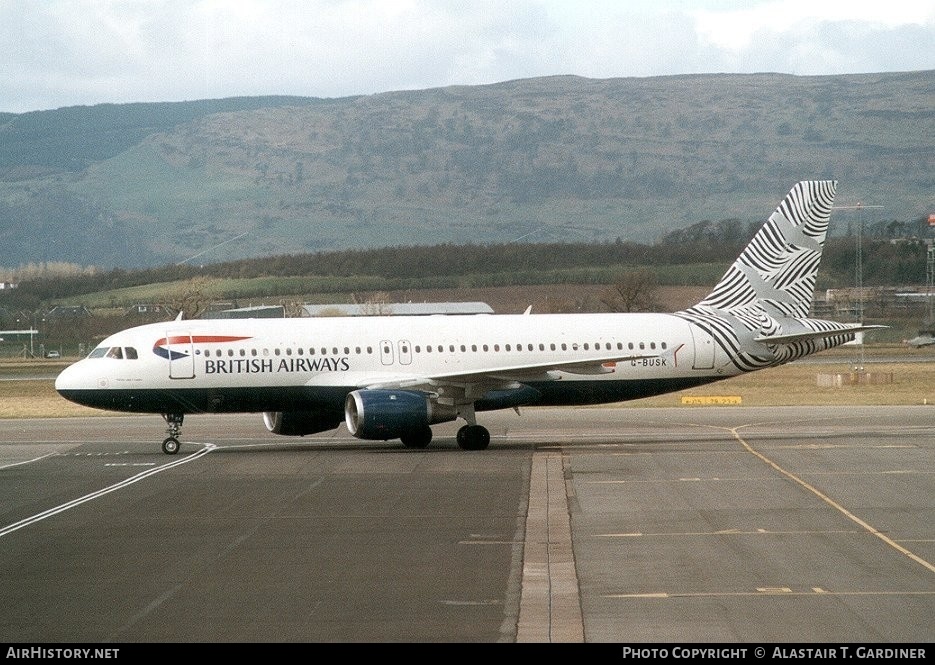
[1,222,928,312]
[0,226,929,358]
[1,72,932,269]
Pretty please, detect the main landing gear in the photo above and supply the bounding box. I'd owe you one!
[161,413,184,455]
[456,424,490,451]
[400,425,433,449]
[398,423,490,450]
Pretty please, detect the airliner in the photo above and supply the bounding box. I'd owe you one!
[56,181,882,454]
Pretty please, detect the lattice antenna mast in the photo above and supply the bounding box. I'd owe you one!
[926,245,935,325]
[833,202,883,371]
[833,202,884,325]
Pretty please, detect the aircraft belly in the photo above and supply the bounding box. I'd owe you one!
[56,385,353,414]
[517,375,727,407]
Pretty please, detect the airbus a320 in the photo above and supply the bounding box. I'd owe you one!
[56,180,881,454]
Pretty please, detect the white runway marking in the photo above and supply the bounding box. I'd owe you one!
[0,453,58,470]
[0,444,215,538]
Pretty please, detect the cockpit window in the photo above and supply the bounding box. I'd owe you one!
[88,347,108,359]
[105,347,123,359]
[124,347,138,359]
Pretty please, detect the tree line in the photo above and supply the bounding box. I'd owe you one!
[1,217,930,313]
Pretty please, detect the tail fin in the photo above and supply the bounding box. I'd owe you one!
[676,181,886,369]
[692,180,837,318]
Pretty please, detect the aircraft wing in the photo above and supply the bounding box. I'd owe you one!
[358,352,659,394]
[907,335,935,348]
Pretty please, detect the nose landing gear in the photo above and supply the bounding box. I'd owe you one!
[162,413,184,455]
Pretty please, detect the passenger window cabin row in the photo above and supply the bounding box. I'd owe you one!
[90,340,669,360]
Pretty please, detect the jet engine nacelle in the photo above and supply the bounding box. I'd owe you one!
[263,410,343,437]
[344,389,456,440]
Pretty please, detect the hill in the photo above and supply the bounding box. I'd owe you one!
[1,71,932,269]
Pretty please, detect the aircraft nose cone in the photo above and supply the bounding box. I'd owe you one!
[54,363,76,392]
[55,361,96,400]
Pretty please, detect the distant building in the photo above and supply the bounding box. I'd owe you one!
[46,305,92,320]
[197,302,495,318]
[301,302,494,317]
[817,287,932,318]
[202,302,235,313]
[125,304,168,315]
[207,305,286,319]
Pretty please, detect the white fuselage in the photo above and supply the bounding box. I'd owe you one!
[55,312,736,415]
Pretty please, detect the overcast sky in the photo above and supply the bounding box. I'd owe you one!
[2,0,933,114]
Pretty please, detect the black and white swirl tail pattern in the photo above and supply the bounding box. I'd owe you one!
[693,180,835,318]
[675,181,858,371]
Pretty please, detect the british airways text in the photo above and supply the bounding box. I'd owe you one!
[204,357,350,374]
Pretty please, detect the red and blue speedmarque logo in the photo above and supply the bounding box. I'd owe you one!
[153,335,252,360]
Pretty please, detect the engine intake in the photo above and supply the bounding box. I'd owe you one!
[345,389,455,440]
[263,410,343,437]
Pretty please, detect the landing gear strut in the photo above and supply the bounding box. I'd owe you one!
[161,413,184,455]
[453,403,490,451]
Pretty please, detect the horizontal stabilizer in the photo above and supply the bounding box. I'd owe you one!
[754,324,887,345]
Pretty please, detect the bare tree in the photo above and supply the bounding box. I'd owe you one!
[165,277,211,320]
[359,292,393,316]
[601,269,660,312]
[281,299,305,318]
